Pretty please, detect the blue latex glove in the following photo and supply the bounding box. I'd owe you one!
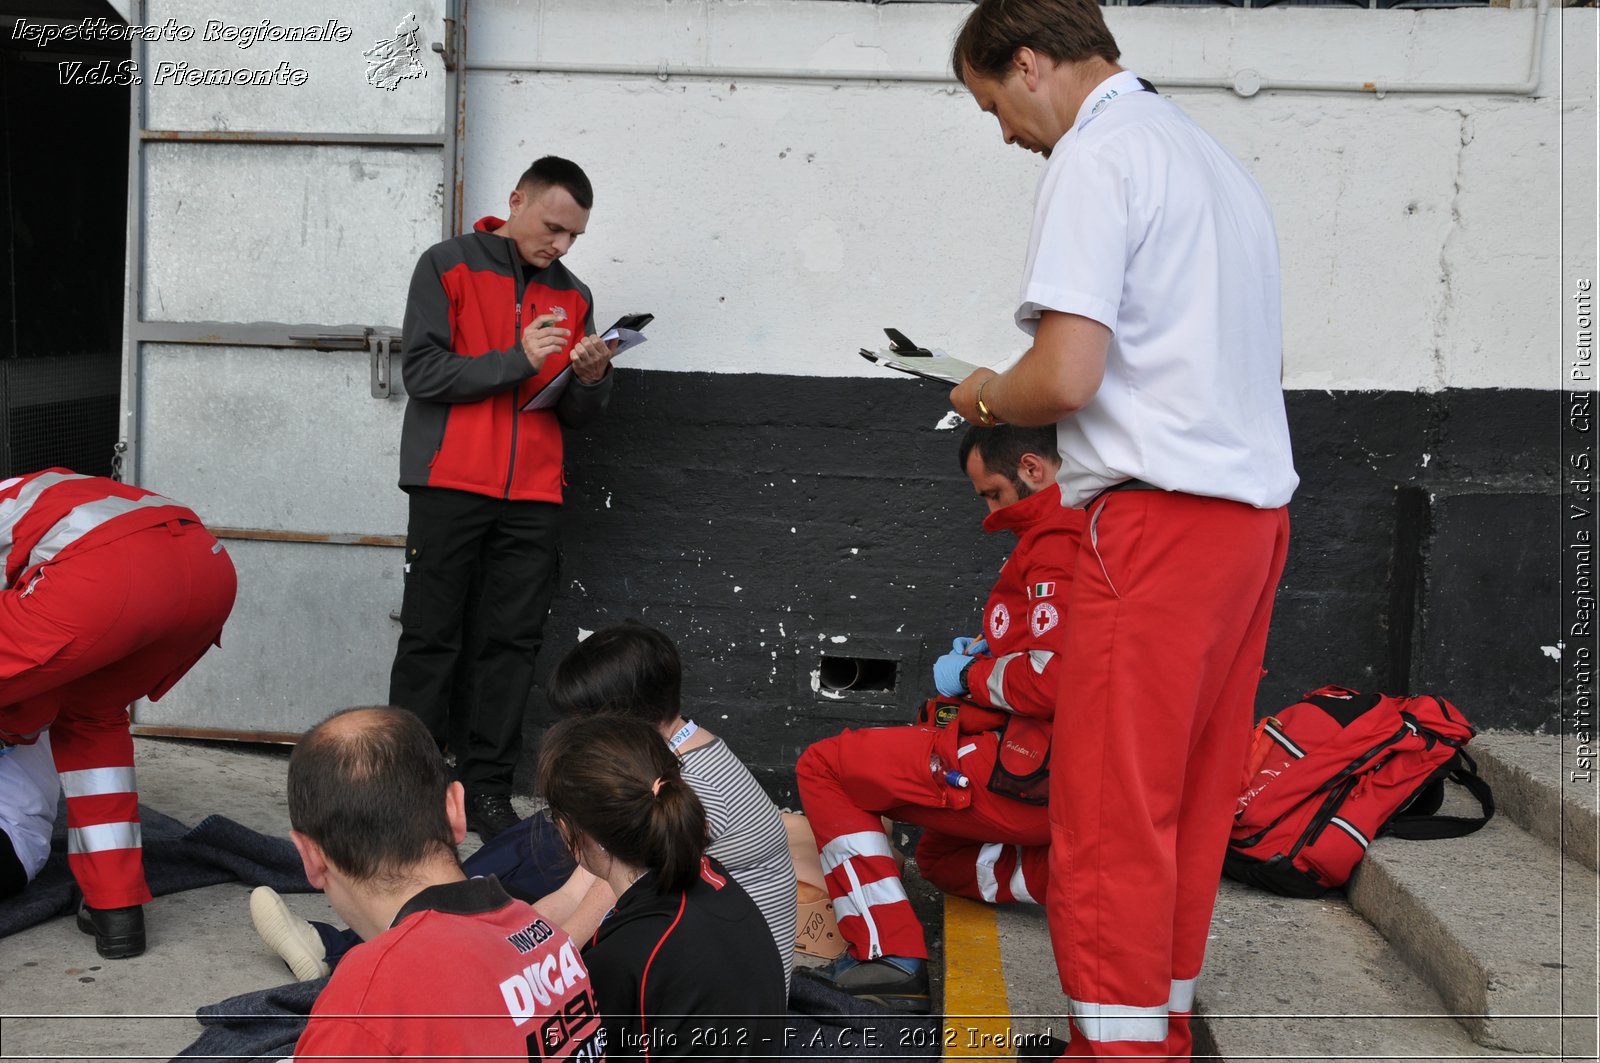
[933,637,988,696]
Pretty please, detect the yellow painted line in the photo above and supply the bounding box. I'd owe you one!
[942,894,1014,1060]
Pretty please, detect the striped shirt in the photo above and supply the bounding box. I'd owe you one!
[680,736,797,989]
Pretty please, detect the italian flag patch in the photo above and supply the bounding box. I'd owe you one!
[1031,581,1056,600]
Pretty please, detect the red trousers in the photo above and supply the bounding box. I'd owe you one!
[0,521,236,907]
[796,724,1049,961]
[1048,492,1289,1061]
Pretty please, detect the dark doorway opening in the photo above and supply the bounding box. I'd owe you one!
[0,1,129,478]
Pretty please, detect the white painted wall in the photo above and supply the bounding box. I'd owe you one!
[464,0,1595,391]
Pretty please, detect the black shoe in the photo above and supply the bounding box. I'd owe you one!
[76,902,146,959]
[466,792,520,841]
[797,954,930,1014]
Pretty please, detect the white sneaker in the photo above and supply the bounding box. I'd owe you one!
[249,886,329,981]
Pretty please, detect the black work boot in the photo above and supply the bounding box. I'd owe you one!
[77,902,146,959]
[465,792,520,841]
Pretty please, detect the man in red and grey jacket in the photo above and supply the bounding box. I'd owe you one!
[0,469,237,957]
[389,156,620,841]
[796,426,1082,1012]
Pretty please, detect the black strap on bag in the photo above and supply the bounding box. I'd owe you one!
[1384,752,1496,841]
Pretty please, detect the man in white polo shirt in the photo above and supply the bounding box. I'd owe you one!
[946,1,1297,1059]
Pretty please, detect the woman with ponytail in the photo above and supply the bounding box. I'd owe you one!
[538,715,785,1061]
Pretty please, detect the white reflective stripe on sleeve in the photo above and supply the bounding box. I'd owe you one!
[0,471,81,588]
[1168,977,1197,1013]
[956,742,977,759]
[1008,849,1036,904]
[1028,650,1054,674]
[986,653,1023,711]
[974,842,1004,902]
[1330,817,1369,848]
[59,766,137,799]
[67,821,142,855]
[1067,998,1169,1043]
[28,493,178,572]
[819,830,896,875]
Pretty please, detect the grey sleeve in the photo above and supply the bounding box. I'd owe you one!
[398,249,538,403]
[555,364,614,428]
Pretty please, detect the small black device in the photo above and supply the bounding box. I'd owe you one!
[608,313,654,333]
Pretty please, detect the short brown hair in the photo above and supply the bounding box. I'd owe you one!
[289,707,456,884]
[951,0,1121,83]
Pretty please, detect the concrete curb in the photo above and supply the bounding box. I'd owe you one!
[1196,880,1506,1062]
[1472,733,1599,873]
[1346,803,1599,1057]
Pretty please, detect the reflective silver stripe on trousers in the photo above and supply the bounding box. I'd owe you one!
[1066,977,1198,1042]
[975,842,1004,902]
[987,653,1024,711]
[1008,851,1036,904]
[68,821,142,855]
[819,830,896,874]
[1169,977,1197,1012]
[1066,998,1170,1043]
[60,766,138,798]
[28,493,179,573]
[819,830,902,959]
[1028,649,1054,674]
[0,471,82,589]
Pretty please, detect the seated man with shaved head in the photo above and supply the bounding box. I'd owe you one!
[285,706,604,1062]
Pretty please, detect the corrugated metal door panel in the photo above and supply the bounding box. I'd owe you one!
[125,0,459,738]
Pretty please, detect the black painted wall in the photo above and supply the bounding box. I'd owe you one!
[519,371,1561,801]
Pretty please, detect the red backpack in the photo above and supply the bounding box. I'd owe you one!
[1223,686,1495,897]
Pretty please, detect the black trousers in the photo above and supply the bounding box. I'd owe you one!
[389,487,561,795]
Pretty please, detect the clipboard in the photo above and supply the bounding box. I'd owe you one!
[521,315,652,412]
[858,328,983,387]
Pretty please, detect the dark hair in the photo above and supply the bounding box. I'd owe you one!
[951,0,1121,83]
[958,423,1061,493]
[548,622,681,726]
[537,716,708,893]
[288,707,456,884]
[517,155,594,211]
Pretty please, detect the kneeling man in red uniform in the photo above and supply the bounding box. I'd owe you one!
[0,469,237,957]
[797,426,1083,1012]
[289,707,605,1063]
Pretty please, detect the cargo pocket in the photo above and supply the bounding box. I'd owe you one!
[0,574,78,682]
[398,538,427,631]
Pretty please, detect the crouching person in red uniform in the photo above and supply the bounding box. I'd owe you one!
[0,469,237,958]
[796,426,1083,1012]
[289,707,605,1062]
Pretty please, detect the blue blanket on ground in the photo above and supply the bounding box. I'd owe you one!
[174,972,941,1063]
[0,804,313,939]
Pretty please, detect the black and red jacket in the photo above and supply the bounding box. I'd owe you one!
[398,216,612,502]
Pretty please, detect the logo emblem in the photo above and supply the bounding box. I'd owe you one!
[1030,602,1060,637]
[364,13,427,91]
[989,602,1011,640]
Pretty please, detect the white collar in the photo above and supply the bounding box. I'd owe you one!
[1073,70,1149,133]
